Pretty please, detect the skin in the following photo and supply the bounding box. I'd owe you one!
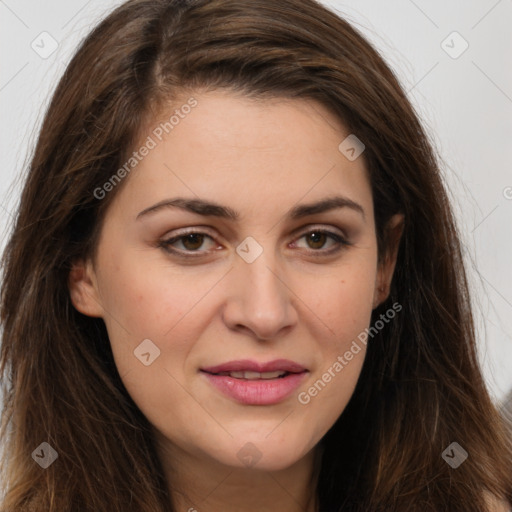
[68,89,403,512]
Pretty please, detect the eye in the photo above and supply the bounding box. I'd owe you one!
[292,228,349,255]
[159,230,218,255]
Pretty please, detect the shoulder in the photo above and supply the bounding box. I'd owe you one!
[484,492,511,512]
[493,500,511,512]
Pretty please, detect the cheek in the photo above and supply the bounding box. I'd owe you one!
[333,280,374,333]
[309,259,377,351]
[97,259,201,441]
[99,245,196,327]
[94,251,196,375]
[295,260,376,429]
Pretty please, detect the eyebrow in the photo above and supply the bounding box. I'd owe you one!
[136,195,365,221]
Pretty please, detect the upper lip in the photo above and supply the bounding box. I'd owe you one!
[201,359,307,374]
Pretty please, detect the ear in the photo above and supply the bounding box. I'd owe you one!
[373,213,404,309]
[68,257,105,318]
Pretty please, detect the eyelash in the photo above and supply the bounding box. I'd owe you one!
[158,227,350,258]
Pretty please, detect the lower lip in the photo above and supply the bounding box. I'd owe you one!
[200,371,308,405]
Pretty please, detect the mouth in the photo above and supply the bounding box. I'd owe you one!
[201,370,296,380]
[199,359,308,405]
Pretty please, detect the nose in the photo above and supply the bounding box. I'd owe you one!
[221,244,298,341]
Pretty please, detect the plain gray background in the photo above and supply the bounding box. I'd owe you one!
[0,0,511,403]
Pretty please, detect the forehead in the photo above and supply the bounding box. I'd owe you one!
[110,90,373,220]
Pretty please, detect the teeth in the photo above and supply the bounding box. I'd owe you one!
[218,370,287,379]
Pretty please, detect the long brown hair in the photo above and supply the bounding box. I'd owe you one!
[1,0,511,510]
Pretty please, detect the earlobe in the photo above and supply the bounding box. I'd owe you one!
[68,258,104,318]
[373,213,404,309]
[372,285,386,309]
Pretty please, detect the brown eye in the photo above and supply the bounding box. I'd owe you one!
[305,231,329,250]
[180,233,206,251]
[294,228,349,255]
[160,231,217,255]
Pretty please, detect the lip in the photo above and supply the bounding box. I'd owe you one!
[201,359,307,374]
[201,371,308,405]
[200,359,309,405]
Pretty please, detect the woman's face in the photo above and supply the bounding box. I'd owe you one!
[69,90,399,472]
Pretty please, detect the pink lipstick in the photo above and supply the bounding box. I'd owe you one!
[200,359,308,405]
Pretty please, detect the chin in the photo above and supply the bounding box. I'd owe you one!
[209,434,311,472]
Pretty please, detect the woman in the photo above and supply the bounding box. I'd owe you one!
[1,0,511,510]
